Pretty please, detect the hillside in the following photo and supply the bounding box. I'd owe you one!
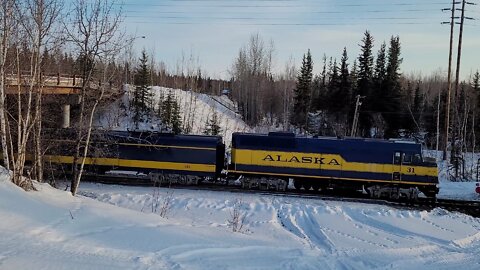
[94,86,250,146]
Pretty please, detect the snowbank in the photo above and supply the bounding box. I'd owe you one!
[2,173,480,269]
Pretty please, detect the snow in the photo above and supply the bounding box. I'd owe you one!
[439,182,480,201]
[151,86,250,146]
[94,86,250,147]
[1,172,480,269]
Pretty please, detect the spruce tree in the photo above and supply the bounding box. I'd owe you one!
[357,31,374,97]
[473,71,480,148]
[133,50,152,128]
[383,36,403,137]
[338,48,351,113]
[412,83,423,116]
[161,91,173,127]
[356,31,375,136]
[407,82,423,133]
[204,110,222,136]
[327,59,341,112]
[372,42,387,112]
[160,90,183,134]
[291,49,313,131]
[313,55,328,111]
[171,99,183,134]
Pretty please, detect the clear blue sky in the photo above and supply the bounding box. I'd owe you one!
[121,0,480,80]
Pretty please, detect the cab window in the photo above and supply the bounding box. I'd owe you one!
[413,154,422,164]
[403,154,412,164]
[394,152,401,164]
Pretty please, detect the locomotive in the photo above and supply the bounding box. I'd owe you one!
[44,130,439,199]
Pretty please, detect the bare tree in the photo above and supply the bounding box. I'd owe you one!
[230,33,275,126]
[227,198,247,233]
[2,0,60,188]
[64,0,125,196]
[16,0,62,183]
[0,0,15,171]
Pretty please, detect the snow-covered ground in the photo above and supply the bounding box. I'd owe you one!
[151,87,250,146]
[1,171,480,270]
[94,86,250,146]
[439,182,480,201]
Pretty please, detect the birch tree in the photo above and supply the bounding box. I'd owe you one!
[65,0,124,196]
[0,0,14,171]
[17,0,61,183]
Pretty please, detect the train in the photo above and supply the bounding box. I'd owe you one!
[43,130,439,200]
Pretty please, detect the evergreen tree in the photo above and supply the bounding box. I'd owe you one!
[171,99,183,134]
[291,49,313,131]
[410,82,423,133]
[356,30,375,136]
[338,48,351,113]
[204,110,222,135]
[161,90,183,134]
[161,91,174,127]
[357,31,374,97]
[372,42,387,112]
[412,82,423,116]
[473,71,480,148]
[383,36,403,137]
[313,55,328,111]
[327,59,341,112]
[350,59,358,103]
[132,50,152,128]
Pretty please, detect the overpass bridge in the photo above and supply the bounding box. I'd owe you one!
[5,73,117,128]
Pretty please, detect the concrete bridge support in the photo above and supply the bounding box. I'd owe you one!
[62,104,70,128]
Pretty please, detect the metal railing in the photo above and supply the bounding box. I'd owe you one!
[6,73,83,87]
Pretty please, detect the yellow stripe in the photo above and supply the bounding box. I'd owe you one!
[232,148,438,177]
[51,139,217,151]
[230,170,437,186]
[44,155,216,173]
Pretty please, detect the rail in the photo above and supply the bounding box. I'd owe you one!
[80,174,480,218]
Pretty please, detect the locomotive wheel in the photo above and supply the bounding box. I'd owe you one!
[303,182,312,191]
[293,179,302,190]
[311,183,320,191]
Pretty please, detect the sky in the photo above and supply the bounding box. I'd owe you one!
[120,0,480,80]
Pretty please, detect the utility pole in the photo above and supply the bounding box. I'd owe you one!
[350,95,364,137]
[441,0,457,161]
[441,0,476,180]
[452,0,476,178]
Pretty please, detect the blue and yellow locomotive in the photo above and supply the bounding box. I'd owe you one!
[45,131,225,185]
[229,132,439,199]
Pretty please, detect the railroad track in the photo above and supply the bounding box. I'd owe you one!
[81,174,480,218]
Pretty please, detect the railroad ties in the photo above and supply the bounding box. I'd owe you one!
[81,174,480,218]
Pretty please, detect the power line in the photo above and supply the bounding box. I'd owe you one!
[124,9,441,14]
[125,21,439,26]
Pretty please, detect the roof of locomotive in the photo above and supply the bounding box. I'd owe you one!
[107,131,223,147]
[54,129,223,148]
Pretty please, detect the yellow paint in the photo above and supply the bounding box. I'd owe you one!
[232,148,438,177]
[44,155,216,173]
